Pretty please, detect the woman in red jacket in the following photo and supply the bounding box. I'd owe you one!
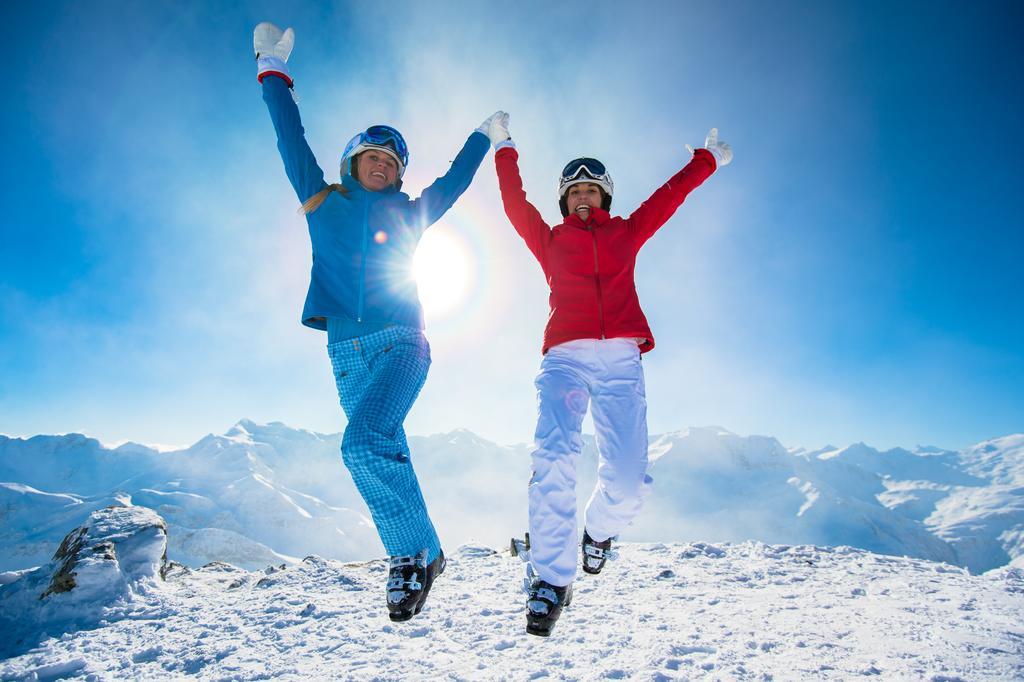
[488,115,732,636]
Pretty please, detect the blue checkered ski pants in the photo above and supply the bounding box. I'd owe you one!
[327,326,441,563]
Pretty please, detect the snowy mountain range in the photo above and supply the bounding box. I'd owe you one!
[2,421,1022,574]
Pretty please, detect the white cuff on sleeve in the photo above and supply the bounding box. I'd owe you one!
[257,56,292,85]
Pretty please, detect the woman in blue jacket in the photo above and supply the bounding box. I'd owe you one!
[254,22,504,622]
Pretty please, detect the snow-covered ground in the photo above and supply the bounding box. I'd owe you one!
[2,540,1022,680]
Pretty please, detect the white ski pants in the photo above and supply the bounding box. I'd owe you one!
[528,338,653,586]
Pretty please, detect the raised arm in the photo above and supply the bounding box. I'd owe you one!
[627,128,733,247]
[254,23,327,204]
[404,125,491,232]
[491,120,552,264]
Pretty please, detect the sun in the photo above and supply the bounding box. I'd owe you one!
[413,226,473,318]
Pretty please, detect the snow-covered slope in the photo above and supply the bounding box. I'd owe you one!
[2,538,1021,679]
[927,435,1024,573]
[0,421,381,571]
[631,429,959,566]
[2,422,1023,574]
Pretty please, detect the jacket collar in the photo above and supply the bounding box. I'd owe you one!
[563,206,611,229]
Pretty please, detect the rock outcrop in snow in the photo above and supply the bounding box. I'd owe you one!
[45,505,168,597]
[0,505,169,657]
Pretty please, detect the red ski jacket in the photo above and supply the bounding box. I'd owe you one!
[495,146,716,354]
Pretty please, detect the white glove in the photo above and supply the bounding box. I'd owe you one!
[476,111,514,150]
[686,128,733,168]
[254,22,295,85]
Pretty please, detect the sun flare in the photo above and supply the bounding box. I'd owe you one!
[413,227,473,318]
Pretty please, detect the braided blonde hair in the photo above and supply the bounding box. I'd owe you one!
[300,183,348,215]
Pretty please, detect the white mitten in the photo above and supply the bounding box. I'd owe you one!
[254,22,295,86]
[476,111,515,150]
[687,127,732,167]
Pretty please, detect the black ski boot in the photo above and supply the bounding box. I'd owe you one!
[526,578,573,637]
[582,529,617,575]
[386,548,446,622]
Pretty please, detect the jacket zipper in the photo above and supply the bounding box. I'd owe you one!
[589,226,606,339]
[357,199,369,322]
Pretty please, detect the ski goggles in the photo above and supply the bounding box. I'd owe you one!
[354,125,409,168]
[560,157,607,184]
[559,157,613,196]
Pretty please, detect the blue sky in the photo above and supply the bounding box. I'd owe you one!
[1,1,1021,451]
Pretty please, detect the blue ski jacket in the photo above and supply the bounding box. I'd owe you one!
[261,75,489,331]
